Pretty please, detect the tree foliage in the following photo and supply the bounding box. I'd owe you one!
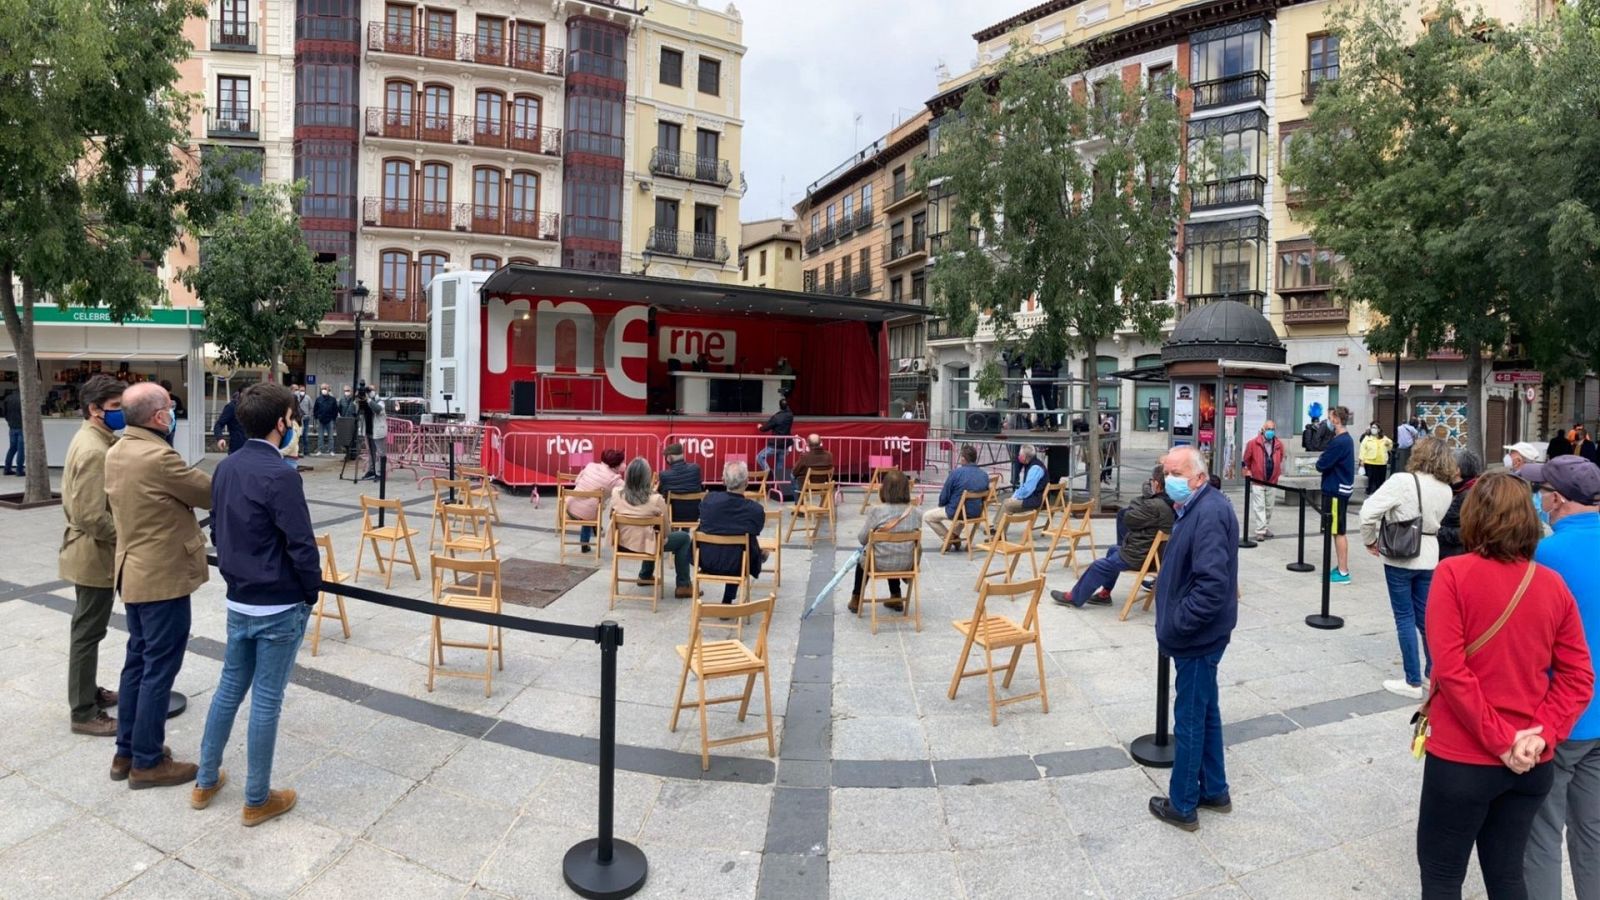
[919,43,1186,498]
[182,182,337,378]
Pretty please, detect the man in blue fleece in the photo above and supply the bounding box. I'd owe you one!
[1316,404,1357,584]
[1148,446,1239,831]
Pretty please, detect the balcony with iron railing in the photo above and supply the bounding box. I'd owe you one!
[206,108,260,140]
[834,213,858,241]
[1191,71,1268,111]
[1183,290,1265,312]
[853,206,873,232]
[363,108,562,157]
[211,20,258,51]
[365,24,565,77]
[851,271,872,295]
[361,197,559,241]
[884,179,925,212]
[1303,64,1340,102]
[645,228,730,263]
[885,233,928,267]
[804,232,822,254]
[1279,290,1348,325]
[1190,174,1267,211]
[648,148,733,187]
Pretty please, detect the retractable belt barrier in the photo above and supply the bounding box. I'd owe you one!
[203,554,649,899]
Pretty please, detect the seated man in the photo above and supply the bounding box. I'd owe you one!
[923,444,991,551]
[1000,444,1047,523]
[696,461,767,602]
[1051,464,1173,608]
[790,433,834,497]
[657,442,705,524]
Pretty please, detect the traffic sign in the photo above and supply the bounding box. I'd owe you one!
[1525,387,1537,403]
[1492,370,1542,384]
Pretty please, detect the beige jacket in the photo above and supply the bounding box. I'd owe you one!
[59,420,118,588]
[610,487,668,555]
[104,426,213,603]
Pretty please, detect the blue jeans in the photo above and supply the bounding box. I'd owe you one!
[1384,565,1434,686]
[5,427,22,472]
[317,421,334,454]
[1170,650,1228,817]
[580,525,594,546]
[757,444,788,485]
[638,530,692,586]
[116,596,192,769]
[1071,547,1127,605]
[197,605,311,806]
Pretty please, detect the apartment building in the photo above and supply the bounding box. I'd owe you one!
[631,0,745,282]
[794,110,932,412]
[737,219,802,291]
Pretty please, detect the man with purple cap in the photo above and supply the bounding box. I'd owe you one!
[1517,454,1600,897]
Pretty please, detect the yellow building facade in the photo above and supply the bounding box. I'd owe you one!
[738,219,804,292]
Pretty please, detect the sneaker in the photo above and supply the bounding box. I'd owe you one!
[1050,589,1085,609]
[1198,793,1233,813]
[110,745,170,782]
[1086,590,1113,606]
[1330,569,1352,585]
[242,788,297,827]
[1383,679,1424,700]
[1148,796,1199,831]
[128,757,199,790]
[1253,531,1268,542]
[190,770,228,810]
[70,711,117,737]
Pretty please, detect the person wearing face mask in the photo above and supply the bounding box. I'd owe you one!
[1147,446,1240,832]
[59,375,127,736]
[1503,441,1543,476]
[279,406,303,471]
[313,386,339,456]
[192,383,322,826]
[1316,406,1358,583]
[1242,419,1285,541]
[1360,423,1394,495]
[103,382,214,789]
[337,384,356,418]
[1050,464,1172,608]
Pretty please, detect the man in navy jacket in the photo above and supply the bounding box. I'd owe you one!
[658,442,705,523]
[1149,445,1239,831]
[193,383,321,827]
[212,391,247,454]
[1315,405,1357,584]
[697,461,765,601]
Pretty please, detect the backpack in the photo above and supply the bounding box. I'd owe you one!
[1303,420,1331,452]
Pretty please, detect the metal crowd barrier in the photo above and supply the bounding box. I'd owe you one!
[387,422,490,487]
[492,431,666,507]
[662,432,954,500]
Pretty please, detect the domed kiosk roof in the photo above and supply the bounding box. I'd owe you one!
[1161,300,1285,365]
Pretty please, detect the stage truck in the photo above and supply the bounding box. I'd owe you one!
[424,265,938,487]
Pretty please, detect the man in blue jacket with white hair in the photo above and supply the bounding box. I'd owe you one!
[1148,445,1240,831]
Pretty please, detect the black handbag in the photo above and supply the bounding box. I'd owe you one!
[1379,474,1423,560]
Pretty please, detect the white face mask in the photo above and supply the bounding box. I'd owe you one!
[1369,428,1379,435]
[1503,453,1516,469]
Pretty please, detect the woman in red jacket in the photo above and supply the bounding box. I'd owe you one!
[1418,473,1594,899]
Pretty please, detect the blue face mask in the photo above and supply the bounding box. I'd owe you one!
[1263,429,1275,441]
[1534,491,1549,526]
[1164,474,1193,504]
[103,409,125,431]
[279,425,296,451]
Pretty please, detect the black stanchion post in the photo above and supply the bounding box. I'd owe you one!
[1287,489,1315,573]
[563,621,648,899]
[1306,507,1345,630]
[378,455,388,528]
[1239,478,1257,549]
[1130,652,1175,768]
[448,437,457,504]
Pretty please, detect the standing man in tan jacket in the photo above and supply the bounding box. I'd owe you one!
[104,382,212,788]
[60,374,127,736]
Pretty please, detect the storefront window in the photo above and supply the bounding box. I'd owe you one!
[1132,353,1165,431]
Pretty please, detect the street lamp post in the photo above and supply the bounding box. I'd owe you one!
[351,280,372,388]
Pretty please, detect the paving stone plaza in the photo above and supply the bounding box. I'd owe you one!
[0,459,1582,900]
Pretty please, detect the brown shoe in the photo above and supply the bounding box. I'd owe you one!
[635,577,655,587]
[848,596,861,614]
[71,711,117,737]
[674,585,694,599]
[190,770,227,810]
[242,789,297,827]
[128,757,198,790]
[95,687,119,709]
[110,745,171,781]
[885,599,906,612]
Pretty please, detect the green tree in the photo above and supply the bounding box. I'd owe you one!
[0,0,223,502]
[1282,1,1542,459]
[181,183,337,381]
[920,44,1186,501]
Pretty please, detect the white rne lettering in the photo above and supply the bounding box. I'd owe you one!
[544,436,594,455]
[882,435,912,453]
[535,301,596,373]
[658,327,737,365]
[683,437,716,458]
[605,306,648,401]
[486,297,531,374]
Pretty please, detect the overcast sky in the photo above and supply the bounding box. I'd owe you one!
[735,0,1002,221]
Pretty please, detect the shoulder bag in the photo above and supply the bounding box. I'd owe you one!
[1379,474,1424,560]
[1411,562,1537,759]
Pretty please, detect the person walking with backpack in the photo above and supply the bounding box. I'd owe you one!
[1359,437,1456,700]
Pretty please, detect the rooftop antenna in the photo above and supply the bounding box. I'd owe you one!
[853,113,862,152]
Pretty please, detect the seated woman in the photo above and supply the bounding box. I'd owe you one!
[610,458,692,598]
[569,449,625,552]
[849,469,922,615]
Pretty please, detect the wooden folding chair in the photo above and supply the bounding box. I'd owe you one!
[974,509,1041,590]
[611,510,667,612]
[669,592,778,771]
[353,495,421,588]
[310,534,351,656]
[949,576,1050,726]
[1119,531,1168,622]
[858,456,897,512]
[784,467,836,545]
[667,491,706,532]
[458,464,500,522]
[561,452,593,484]
[981,472,1004,523]
[442,503,499,562]
[1038,481,1067,532]
[743,467,771,503]
[427,555,504,698]
[557,486,606,563]
[756,507,783,589]
[428,478,475,552]
[940,489,994,556]
[692,531,752,634]
[860,530,922,634]
[1043,499,1097,574]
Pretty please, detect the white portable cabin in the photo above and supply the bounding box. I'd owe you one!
[426,269,490,420]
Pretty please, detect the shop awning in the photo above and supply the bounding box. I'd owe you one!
[0,350,188,362]
[1110,360,1320,383]
[1109,363,1169,383]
